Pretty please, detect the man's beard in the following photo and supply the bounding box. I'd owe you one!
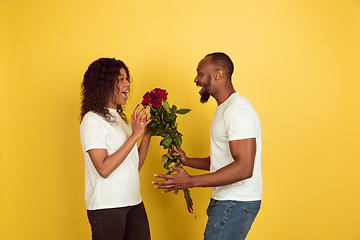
[200,75,212,103]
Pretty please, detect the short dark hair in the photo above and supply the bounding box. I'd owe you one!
[205,52,234,78]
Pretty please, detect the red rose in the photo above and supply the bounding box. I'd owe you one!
[142,92,151,106]
[151,98,162,107]
[143,92,151,99]
[142,88,167,107]
[141,98,150,106]
[152,88,168,101]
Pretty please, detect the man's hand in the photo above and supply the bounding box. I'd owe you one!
[152,163,193,193]
[173,146,189,166]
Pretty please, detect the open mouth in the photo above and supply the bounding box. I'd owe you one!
[197,84,203,95]
[121,89,129,100]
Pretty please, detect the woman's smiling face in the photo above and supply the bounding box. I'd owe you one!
[108,68,130,108]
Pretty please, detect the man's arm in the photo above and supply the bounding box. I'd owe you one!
[173,146,210,171]
[152,138,256,192]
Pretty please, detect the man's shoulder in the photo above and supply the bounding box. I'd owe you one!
[221,95,258,124]
[232,93,252,105]
[225,94,253,112]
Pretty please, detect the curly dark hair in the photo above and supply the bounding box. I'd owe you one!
[80,57,131,124]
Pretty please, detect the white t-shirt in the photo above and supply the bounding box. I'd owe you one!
[80,108,142,210]
[209,92,262,201]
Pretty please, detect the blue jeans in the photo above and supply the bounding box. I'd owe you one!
[204,198,261,240]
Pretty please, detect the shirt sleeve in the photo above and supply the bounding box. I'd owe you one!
[224,104,256,141]
[80,115,108,152]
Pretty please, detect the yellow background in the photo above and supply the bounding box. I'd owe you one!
[1,0,359,239]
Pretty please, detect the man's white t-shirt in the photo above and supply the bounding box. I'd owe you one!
[80,109,142,210]
[209,92,262,201]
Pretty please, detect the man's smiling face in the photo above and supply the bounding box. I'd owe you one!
[194,57,215,103]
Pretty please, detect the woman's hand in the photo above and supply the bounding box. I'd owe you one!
[131,105,152,140]
[88,105,152,178]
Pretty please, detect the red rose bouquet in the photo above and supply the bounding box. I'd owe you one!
[142,88,194,214]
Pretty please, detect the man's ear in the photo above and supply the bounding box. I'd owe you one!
[214,69,223,80]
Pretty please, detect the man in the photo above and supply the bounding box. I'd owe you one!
[152,52,262,240]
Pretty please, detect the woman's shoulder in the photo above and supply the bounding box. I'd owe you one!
[83,111,96,119]
[81,111,104,124]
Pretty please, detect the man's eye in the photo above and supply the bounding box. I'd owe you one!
[119,77,124,81]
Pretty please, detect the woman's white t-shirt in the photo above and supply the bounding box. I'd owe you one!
[80,109,142,210]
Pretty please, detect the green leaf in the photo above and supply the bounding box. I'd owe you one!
[161,110,167,120]
[155,126,163,135]
[176,108,191,114]
[163,101,170,112]
[160,137,173,149]
[174,135,182,147]
[160,133,168,137]
[169,112,176,120]
[169,131,176,139]
[171,105,177,113]
[161,155,169,164]
[172,152,180,157]
[163,159,171,169]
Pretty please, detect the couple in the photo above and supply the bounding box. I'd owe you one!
[79,52,262,240]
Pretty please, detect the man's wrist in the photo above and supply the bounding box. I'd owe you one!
[182,157,188,166]
[189,175,198,188]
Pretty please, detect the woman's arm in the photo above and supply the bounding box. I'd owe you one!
[88,106,151,178]
[138,131,151,171]
[88,134,139,178]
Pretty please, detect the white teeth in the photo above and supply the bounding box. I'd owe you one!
[121,89,128,99]
[197,85,201,88]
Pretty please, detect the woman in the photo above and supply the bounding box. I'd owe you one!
[80,58,152,240]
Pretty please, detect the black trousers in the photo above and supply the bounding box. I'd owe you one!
[87,202,151,240]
